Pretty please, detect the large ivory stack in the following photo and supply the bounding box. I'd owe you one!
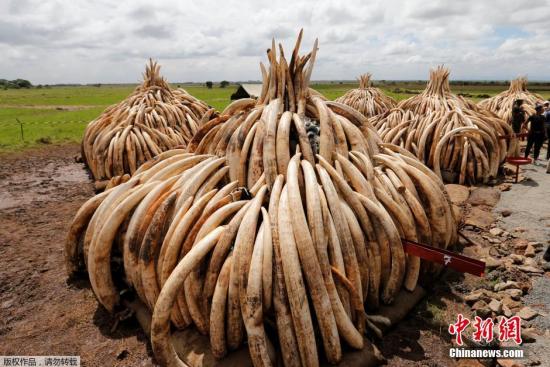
[478,77,545,124]
[81,60,214,182]
[370,66,514,185]
[335,73,396,118]
[67,33,457,367]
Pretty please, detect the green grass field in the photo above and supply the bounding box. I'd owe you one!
[1,82,549,152]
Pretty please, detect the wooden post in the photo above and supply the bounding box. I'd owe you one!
[16,118,24,142]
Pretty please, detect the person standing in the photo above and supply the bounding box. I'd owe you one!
[524,104,547,162]
[511,99,526,134]
[544,101,550,160]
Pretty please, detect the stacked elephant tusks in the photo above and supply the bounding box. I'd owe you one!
[67,31,458,367]
[478,77,545,123]
[81,59,215,184]
[370,66,514,185]
[335,73,396,118]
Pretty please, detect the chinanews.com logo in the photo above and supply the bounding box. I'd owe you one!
[448,313,524,359]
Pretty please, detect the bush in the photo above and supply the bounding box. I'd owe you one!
[220,80,229,88]
[206,81,213,89]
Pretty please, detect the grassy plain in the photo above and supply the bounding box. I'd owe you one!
[1,82,549,152]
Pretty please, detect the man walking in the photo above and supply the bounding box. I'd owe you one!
[524,104,547,163]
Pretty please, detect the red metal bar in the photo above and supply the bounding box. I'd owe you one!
[402,239,485,277]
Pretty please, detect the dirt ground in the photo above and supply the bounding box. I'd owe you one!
[0,144,152,367]
[0,143,547,367]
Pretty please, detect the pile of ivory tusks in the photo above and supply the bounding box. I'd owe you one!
[81,59,214,183]
[66,32,457,367]
[335,73,396,118]
[368,66,515,185]
[478,77,545,125]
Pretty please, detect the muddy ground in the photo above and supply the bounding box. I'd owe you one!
[0,143,548,367]
[0,145,152,367]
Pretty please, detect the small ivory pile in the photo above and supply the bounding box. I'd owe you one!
[335,74,396,118]
[478,77,545,123]
[67,32,457,367]
[81,60,214,183]
[371,66,514,185]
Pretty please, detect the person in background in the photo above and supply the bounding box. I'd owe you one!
[511,99,526,134]
[544,101,550,160]
[524,104,547,163]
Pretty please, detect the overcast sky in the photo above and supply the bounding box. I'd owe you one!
[2,0,550,84]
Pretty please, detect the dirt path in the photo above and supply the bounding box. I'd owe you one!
[0,144,152,367]
[494,156,550,364]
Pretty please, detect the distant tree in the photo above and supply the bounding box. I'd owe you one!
[13,79,32,88]
[206,81,213,89]
[0,79,32,89]
[220,80,229,88]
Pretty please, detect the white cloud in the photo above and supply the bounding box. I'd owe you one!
[1,0,549,84]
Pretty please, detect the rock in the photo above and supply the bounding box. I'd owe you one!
[494,281,519,292]
[488,299,503,314]
[514,239,529,250]
[518,281,531,294]
[488,243,501,255]
[525,245,536,258]
[517,307,538,321]
[485,257,502,269]
[523,258,538,267]
[521,328,537,343]
[472,300,487,309]
[472,300,491,318]
[457,360,485,367]
[482,289,502,300]
[504,289,523,300]
[502,304,513,317]
[541,263,550,271]
[510,254,524,264]
[514,227,527,233]
[497,359,523,367]
[502,296,522,311]
[116,349,129,360]
[501,209,512,217]
[490,228,504,236]
[518,265,544,274]
[464,291,484,304]
[468,187,501,207]
[465,207,495,229]
[498,183,512,192]
[528,241,543,249]
[446,184,470,204]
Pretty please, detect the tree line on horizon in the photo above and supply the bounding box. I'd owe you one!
[1,79,33,89]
